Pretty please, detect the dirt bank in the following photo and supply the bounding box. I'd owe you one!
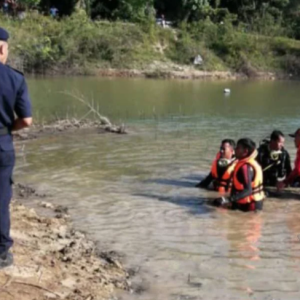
[30,59,290,81]
[94,61,288,80]
[0,185,131,300]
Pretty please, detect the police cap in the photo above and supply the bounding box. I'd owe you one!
[0,27,9,42]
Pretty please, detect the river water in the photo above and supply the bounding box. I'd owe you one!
[15,78,300,300]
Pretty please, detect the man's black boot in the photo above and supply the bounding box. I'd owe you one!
[0,252,13,269]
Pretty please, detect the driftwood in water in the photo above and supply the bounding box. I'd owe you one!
[62,91,127,134]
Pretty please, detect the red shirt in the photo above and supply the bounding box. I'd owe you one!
[285,146,300,185]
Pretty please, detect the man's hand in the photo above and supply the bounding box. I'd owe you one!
[277,181,286,192]
[12,117,32,131]
[195,182,205,188]
[212,197,231,207]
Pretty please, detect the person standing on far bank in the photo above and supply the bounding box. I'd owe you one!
[0,27,32,268]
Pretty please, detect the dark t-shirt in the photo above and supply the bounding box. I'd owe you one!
[257,143,292,186]
[198,161,230,188]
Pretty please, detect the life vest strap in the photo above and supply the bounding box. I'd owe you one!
[215,179,233,188]
[252,185,264,196]
[234,184,264,196]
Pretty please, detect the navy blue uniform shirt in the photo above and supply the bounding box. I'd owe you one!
[0,62,32,124]
[0,63,32,139]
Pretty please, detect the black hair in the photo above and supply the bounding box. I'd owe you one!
[270,130,284,141]
[237,138,256,154]
[221,139,236,148]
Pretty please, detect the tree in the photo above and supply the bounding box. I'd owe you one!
[90,0,152,20]
[219,0,289,24]
[182,0,210,21]
[39,0,77,15]
[19,0,41,8]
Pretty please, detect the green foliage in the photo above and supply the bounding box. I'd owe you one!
[2,12,153,73]
[3,9,300,77]
[28,0,300,41]
[19,0,41,8]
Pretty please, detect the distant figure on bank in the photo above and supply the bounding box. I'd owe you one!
[2,1,9,14]
[50,6,59,18]
[161,14,166,28]
[257,130,291,187]
[196,139,237,193]
[277,128,300,190]
[213,138,265,212]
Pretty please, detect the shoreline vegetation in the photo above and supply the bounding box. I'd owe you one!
[2,11,300,80]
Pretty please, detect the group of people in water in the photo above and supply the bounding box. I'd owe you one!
[196,128,300,212]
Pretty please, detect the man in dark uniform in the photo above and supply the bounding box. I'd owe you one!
[0,27,32,268]
[257,130,291,186]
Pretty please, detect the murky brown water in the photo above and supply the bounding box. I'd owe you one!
[15,78,300,300]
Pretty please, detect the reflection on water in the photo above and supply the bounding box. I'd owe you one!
[16,78,300,299]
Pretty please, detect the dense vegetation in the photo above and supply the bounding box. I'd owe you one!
[32,0,300,40]
[3,0,300,76]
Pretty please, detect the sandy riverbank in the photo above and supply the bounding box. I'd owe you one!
[90,60,290,80]
[27,60,290,81]
[0,183,132,300]
[96,68,281,80]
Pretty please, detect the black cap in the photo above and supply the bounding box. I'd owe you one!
[0,27,9,42]
[289,128,300,138]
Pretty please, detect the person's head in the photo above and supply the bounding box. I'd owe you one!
[270,130,285,151]
[0,28,9,64]
[289,128,300,148]
[235,138,256,160]
[219,139,235,159]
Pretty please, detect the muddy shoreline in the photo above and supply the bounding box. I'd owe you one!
[95,68,286,81]
[0,182,133,300]
[13,118,127,142]
[26,60,295,81]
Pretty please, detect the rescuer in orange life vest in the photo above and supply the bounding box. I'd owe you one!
[196,139,237,193]
[213,138,265,212]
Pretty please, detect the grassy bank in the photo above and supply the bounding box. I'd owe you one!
[2,10,300,78]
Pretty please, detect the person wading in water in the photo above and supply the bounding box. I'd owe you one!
[196,139,237,194]
[212,138,265,212]
[277,128,300,190]
[257,130,291,187]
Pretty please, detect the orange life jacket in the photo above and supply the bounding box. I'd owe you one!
[211,155,237,193]
[232,150,265,204]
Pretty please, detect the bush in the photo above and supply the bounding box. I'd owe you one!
[2,10,300,76]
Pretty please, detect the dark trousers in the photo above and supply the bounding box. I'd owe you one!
[0,148,15,254]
